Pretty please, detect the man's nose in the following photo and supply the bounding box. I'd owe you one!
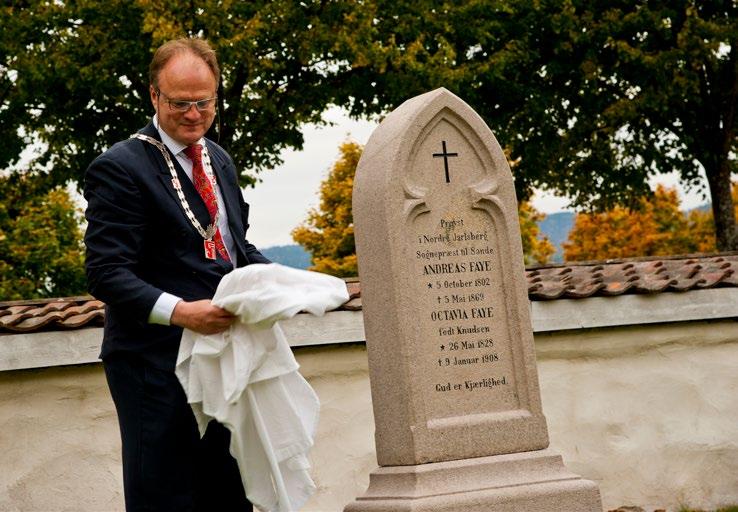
[183,104,202,118]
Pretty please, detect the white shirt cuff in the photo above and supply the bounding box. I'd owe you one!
[148,292,182,325]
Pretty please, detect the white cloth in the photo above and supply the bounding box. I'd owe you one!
[175,264,349,512]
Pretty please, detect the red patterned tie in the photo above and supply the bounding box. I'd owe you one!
[184,144,231,262]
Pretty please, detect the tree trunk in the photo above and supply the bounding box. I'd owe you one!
[702,44,738,252]
[705,157,737,251]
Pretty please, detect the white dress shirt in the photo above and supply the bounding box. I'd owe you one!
[148,115,237,325]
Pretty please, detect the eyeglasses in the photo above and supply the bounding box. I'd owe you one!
[156,90,217,112]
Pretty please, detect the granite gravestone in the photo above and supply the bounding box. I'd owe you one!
[345,88,602,511]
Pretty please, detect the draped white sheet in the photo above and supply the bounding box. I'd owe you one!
[176,264,349,512]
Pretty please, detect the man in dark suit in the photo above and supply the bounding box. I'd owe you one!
[84,37,266,511]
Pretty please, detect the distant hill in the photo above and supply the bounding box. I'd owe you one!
[260,244,311,269]
[538,211,575,263]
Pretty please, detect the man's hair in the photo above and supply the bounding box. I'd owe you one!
[149,37,220,89]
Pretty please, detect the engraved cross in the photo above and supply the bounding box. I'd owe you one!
[432,141,459,183]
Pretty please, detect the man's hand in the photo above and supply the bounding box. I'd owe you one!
[170,299,236,335]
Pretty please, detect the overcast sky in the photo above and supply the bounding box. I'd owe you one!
[244,108,376,249]
[244,107,707,249]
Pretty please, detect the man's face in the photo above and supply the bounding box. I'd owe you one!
[150,52,217,146]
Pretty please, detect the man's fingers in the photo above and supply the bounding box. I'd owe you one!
[171,299,237,334]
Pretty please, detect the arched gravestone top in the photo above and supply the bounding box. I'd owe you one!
[353,87,549,466]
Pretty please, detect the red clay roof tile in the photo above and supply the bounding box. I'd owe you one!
[1,253,736,333]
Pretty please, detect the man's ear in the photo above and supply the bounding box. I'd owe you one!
[149,85,159,113]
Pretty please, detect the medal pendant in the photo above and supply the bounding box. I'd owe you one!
[204,239,216,260]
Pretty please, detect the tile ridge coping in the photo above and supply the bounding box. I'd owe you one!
[525,251,738,270]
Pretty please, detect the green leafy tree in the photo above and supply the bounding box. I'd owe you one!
[326,1,738,250]
[0,1,373,188]
[1,1,153,188]
[292,141,553,277]
[0,176,86,299]
[5,1,737,252]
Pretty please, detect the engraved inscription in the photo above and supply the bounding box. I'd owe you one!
[412,211,516,412]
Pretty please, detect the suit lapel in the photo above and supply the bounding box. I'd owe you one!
[138,123,212,230]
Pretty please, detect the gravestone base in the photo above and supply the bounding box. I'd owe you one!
[344,449,602,512]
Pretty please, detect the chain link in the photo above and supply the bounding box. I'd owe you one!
[131,133,219,241]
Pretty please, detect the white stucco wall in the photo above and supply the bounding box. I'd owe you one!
[300,321,738,512]
[0,365,122,511]
[1,294,737,511]
[537,321,738,511]
[0,345,376,512]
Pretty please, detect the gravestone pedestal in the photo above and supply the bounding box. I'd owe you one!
[346,450,601,511]
[345,88,601,511]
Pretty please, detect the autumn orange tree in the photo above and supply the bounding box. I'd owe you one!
[293,142,554,277]
[292,141,360,277]
[518,199,555,266]
[562,184,735,261]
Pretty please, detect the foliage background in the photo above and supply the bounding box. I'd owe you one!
[2,2,735,248]
[0,177,86,300]
[2,1,737,298]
